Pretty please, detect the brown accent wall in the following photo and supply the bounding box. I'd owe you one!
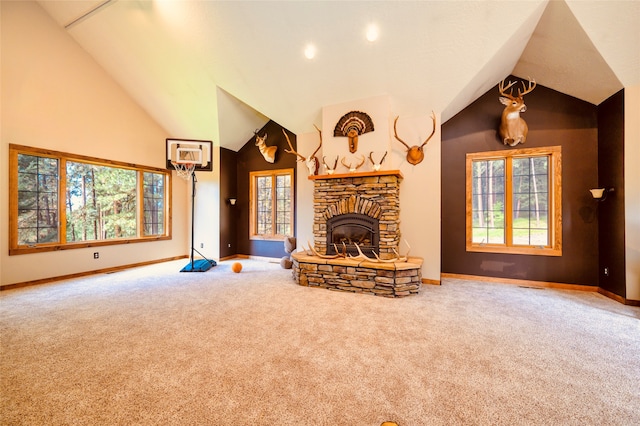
[442,78,600,285]
[235,120,298,258]
[219,147,237,258]
[597,90,626,297]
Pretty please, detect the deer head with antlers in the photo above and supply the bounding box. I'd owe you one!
[255,132,278,163]
[498,77,536,146]
[393,111,436,166]
[283,125,322,175]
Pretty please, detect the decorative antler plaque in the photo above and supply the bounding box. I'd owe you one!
[334,111,374,153]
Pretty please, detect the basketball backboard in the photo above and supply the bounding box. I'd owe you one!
[166,139,213,172]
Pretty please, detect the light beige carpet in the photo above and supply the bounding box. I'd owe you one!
[1,259,639,425]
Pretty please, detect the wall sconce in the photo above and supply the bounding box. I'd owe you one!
[228,198,237,206]
[590,187,614,201]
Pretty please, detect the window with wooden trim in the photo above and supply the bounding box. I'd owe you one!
[9,144,171,255]
[143,172,166,236]
[466,146,562,256]
[249,169,293,240]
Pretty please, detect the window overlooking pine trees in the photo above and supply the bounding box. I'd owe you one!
[249,169,293,240]
[65,162,137,241]
[16,154,59,246]
[9,144,171,255]
[466,146,562,256]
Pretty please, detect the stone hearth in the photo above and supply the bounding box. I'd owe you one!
[292,252,423,297]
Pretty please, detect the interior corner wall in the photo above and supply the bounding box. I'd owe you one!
[625,85,640,301]
[597,90,626,297]
[1,2,185,286]
[235,120,297,259]
[441,79,599,285]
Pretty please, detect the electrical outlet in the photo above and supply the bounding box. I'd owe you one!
[604,267,609,276]
[228,244,231,248]
[93,252,99,259]
[200,243,204,248]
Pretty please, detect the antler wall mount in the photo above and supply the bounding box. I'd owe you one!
[323,156,339,175]
[283,125,322,175]
[341,154,366,173]
[393,111,436,166]
[368,151,387,171]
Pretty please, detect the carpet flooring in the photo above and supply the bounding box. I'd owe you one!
[1,259,639,425]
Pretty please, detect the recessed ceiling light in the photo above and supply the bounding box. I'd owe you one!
[304,44,317,59]
[366,24,379,42]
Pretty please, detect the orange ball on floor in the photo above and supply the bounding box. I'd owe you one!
[231,262,242,273]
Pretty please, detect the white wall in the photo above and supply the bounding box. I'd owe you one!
[192,146,221,262]
[321,95,392,171]
[294,95,442,282]
[625,85,640,300]
[1,2,188,285]
[294,131,317,252]
[394,112,442,283]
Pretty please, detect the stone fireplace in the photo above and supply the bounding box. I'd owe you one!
[291,170,423,297]
[311,170,401,259]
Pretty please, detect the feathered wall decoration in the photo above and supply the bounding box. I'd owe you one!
[333,111,375,153]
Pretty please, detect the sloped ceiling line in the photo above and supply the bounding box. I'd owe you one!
[64,0,114,29]
[513,0,622,105]
[37,0,638,151]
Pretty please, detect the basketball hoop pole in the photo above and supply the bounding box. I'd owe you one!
[167,137,216,272]
[189,172,197,270]
[181,169,216,272]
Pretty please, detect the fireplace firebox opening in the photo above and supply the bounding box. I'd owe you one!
[327,213,379,256]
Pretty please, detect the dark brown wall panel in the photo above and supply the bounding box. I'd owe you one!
[597,90,626,296]
[235,120,297,259]
[219,147,238,258]
[442,78,600,285]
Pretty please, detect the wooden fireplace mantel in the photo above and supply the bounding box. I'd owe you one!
[308,170,403,181]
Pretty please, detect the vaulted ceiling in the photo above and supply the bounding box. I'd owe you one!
[38,0,639,151]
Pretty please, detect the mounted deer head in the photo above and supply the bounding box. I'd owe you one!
[393,111,436,165]
[283,125,322,175]
[368,151,387,172]
[498,77,536,146]
[323,156,339,175]
[255,132,278,163]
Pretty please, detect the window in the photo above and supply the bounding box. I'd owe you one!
[9,144,171,255]
[250,169,293,240]
[466,146,561,256]
[15,154,59,245]
[66,162,137,241]
[143,172,166,236]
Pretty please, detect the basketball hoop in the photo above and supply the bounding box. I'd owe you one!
[172,161,196,180]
